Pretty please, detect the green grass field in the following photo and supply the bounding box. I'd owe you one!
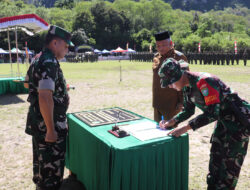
[0,60,249,190]
[1,60,249,82]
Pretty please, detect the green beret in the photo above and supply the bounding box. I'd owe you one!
[158,58,184,88]
[48,25,74,47]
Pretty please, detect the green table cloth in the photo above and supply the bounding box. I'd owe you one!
[0,77,28,95]
[66,109,189,190]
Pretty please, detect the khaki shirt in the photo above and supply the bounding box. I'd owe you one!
[152,48,188,119]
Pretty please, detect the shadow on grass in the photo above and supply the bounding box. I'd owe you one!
[0,94,25,105]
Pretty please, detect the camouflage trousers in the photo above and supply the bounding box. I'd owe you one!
[207,121,249,190]
[32,135,67,189]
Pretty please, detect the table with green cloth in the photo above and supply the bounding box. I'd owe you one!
[66,108,189,190]
[0,77,28,95]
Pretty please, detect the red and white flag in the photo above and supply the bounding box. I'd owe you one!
[234,41,237,54]
[198,42,201,53]
[149,43,152,53]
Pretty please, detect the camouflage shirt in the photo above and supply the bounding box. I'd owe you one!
[174,71,250,132]
[25,48,69,138]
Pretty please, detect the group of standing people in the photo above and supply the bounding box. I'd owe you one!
[24,26,249,190]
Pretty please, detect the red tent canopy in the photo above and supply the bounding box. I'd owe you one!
[111,47,127,53]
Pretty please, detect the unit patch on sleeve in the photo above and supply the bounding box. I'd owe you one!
[197,79,220,105]
[201,87,209,96]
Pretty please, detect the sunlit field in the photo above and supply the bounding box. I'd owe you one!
[0,60,249,190]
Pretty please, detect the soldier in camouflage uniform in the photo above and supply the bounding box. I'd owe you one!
[230,52,235,65]
[152,31,188,122]
[226,52,230,65]
[158,58,249,190]
[25,25,74,190]
[235,53,240,65]
[242,48,248,66]
[216,52,221,65]
[199,52,203,65]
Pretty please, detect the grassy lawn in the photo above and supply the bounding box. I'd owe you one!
[0,60,249,190]
[1,60,249,81]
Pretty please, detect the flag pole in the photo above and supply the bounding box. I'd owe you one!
[15,26,20,77]
[25,41,29,70]
[7,28,13,77]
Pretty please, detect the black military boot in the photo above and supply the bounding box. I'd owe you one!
[36,185,60,190]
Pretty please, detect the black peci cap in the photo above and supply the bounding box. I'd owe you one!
[154,31,171,41]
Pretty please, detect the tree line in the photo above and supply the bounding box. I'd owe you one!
[0,0,249,53]
[18,0,250,11]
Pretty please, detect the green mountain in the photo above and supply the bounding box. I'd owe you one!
[1,0,249,52]
[164,0,250,11]
[23,0,250,11]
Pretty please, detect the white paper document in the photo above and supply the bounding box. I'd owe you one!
[119,121,168,141]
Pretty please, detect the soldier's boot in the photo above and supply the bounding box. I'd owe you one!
[36,184,60,190]
[207,174,216,190]
[59,175,86,190]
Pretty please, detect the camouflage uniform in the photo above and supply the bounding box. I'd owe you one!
[173,72,250,190]
[152,48,188,122]
[242,49,248,66]
[26,48,69,189]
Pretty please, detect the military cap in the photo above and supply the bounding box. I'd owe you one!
[48,25,74,46]
[158,58,185,88]
[154,31,170,41]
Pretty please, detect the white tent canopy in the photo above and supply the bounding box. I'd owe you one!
[11,48,23,54]
[0,48,8,54]
[127,48,136,53]
[94,49,102,54]
[102,49,110,54]
[94,49,101,53]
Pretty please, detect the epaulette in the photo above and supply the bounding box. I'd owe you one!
[174,50,183,56]
[154,52,160,57]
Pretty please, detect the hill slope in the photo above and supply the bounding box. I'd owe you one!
[24,0,250,11]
